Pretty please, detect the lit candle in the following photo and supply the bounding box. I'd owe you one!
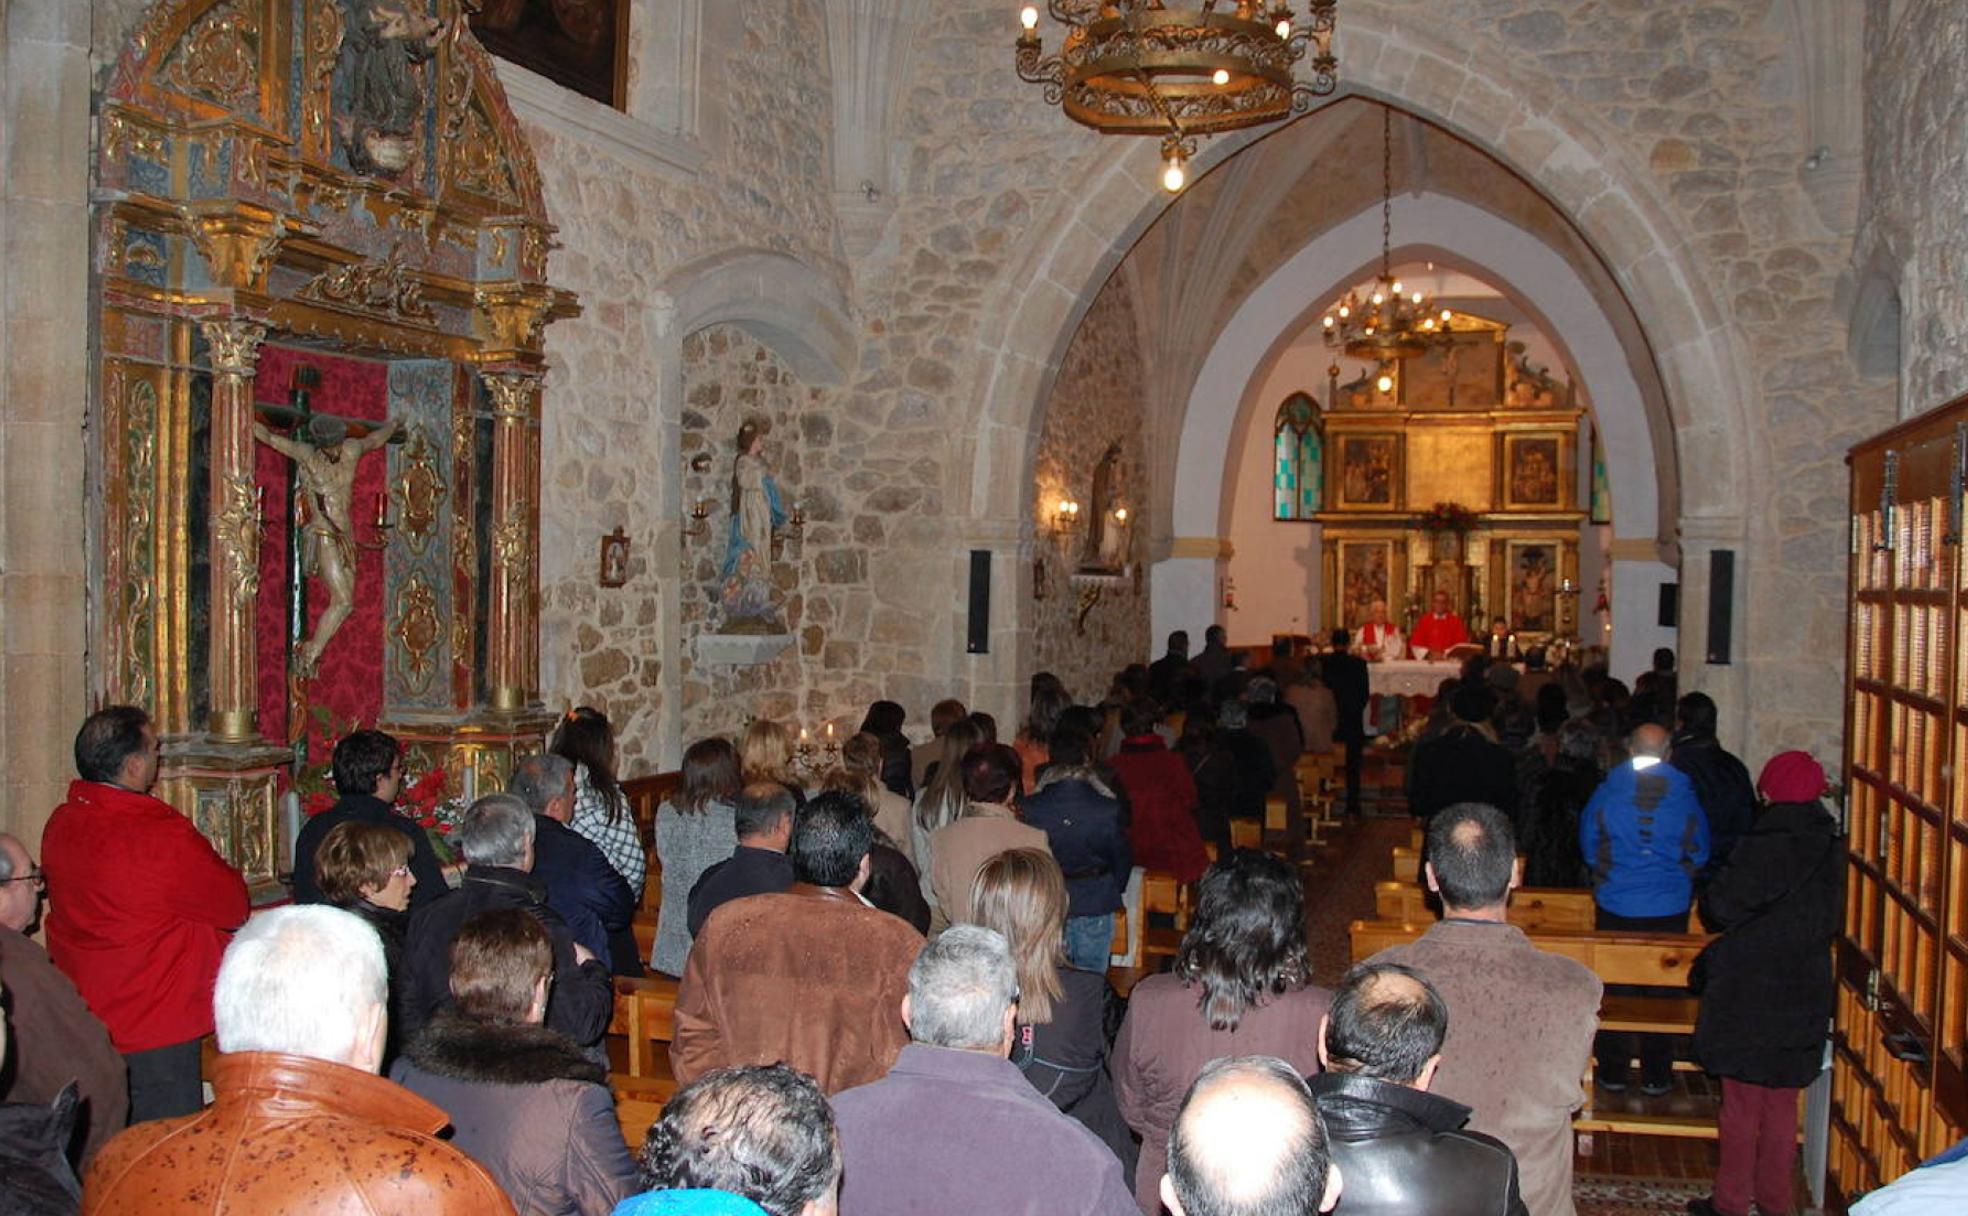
[825,722,835,740]
[800,727,810,742]
[372,490,388,528]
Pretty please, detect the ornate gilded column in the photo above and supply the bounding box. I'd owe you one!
[200,318,268,741]
[482,369,543,711]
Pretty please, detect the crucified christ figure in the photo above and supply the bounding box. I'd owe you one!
[253,413,399,676]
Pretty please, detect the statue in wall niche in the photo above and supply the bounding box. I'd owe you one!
[718,417,788,633]
[336,0,452,178]
[254,413,401,675]
[1080,442,1130,575]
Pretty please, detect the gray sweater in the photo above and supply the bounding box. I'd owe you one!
[651,799,737,976]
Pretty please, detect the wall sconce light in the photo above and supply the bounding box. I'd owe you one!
[786,501,806,532]
[1052,498,1081,533]
[683,498,712,541]
[688,452,713,473]
[1112,505,1129,525]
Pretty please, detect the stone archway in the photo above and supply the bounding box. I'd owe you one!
[1161,193,1677,679]
[960,14,1762,729]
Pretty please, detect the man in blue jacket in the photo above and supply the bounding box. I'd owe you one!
[1580,722,1709,1094]
[510,753,635,974]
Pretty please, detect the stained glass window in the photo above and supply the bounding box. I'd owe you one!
[1273,392,1323,521]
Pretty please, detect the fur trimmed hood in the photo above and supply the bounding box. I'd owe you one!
[400,1015,605,1087]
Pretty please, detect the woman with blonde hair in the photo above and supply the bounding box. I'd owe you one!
[970,849,1136,1182]
[831,731,911,845]
[739,717,804,802]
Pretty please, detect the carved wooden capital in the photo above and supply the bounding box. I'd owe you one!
[482,369,543,418]
[199,318,269,376]
[181,206,286,294]
[473,284,556,355]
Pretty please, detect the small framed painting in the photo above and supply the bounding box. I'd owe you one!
[598,527,630,588]
[1333,434,1403,509]
[1499,433,1567,510]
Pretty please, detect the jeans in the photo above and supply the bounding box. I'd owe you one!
[1063,913,1115,972]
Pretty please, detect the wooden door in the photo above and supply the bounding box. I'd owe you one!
[1835,410,1968,1202]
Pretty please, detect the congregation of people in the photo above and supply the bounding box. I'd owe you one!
[2,625,1950,1216]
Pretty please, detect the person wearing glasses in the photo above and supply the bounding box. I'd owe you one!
[316,819,419,1067]
[0,831,127,1166]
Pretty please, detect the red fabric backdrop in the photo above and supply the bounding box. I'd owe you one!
[253,347,389,758]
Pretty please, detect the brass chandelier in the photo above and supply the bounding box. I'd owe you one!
[1015,2,1340,193]
[1321,104,1451,378]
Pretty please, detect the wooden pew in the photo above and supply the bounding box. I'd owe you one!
[608,975,681,1150]
[1390,845,1419,882]
[1374,881,1599,931]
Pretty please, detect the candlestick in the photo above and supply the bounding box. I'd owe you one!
[372,489,389,529]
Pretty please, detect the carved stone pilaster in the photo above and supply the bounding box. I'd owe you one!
[199,317,268,741]
[481,369,542,711]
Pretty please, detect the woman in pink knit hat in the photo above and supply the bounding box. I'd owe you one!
[1686,751,1844,1216]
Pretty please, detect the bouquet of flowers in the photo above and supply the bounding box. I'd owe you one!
[398,767,469,865]
[1417,501,1478,534]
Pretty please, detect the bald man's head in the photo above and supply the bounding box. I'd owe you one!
[1162,1056,1340,1216]
[1630,723,1670,760]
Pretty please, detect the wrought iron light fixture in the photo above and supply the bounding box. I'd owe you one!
[1016,2,1340,193]
[1321,104,1451,364]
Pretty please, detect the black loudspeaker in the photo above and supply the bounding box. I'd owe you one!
[1705,550,1733,665]
[1658,583,1679,629]
[966,550,991,654]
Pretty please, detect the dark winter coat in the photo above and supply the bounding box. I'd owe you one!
[1012,966,1138,1184]
[863,838,934,935]
[531,814,636,971]
[1693,800,1845,1088]
[1408,727,1518,822]
[1310,1072,1529,1216]
[1321,652,1371,743]
[292,791,450,911]
[1021,778,1132,919]
[1668,734,1757,879]
[392,1016,636,1216]
[0,1084,81,1216]
[1522,764,1600,889]
[334,897,411,1068]
[404,866,614,1048]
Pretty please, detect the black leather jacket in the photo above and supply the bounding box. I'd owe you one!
[1309,1072,1528,1216]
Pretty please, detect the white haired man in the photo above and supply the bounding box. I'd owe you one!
[830,926,1136,1216]
[83,905,512,1214]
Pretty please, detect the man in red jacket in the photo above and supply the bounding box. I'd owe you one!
[42,706,249,1122]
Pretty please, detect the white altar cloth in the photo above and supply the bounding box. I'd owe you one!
[1369,659,1463,697]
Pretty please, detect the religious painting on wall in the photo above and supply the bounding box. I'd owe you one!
[471,0,629,109]
[1337,540,1395,630]
[1502,434,1564,509]
[1507,541,1559,634]
[1334,434,1402,509]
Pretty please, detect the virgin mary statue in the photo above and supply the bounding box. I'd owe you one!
[719,418,786,628]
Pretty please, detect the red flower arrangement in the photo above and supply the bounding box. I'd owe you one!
[1417,501,1478,534]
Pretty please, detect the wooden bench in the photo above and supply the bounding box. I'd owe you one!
[1374,881,1600,931]
[1390,845,1419,882]
[608,975,681,1149]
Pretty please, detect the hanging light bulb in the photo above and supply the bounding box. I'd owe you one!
[1440,308,1453,321]
[1212,68,1231,85]
[1019,5,1039,31]
[1411,291,1423,304]
[1322,315,1336,329]
[1376,372,1394,393]
[1161,151,1188,193]
[1371,291,1384,306]
[1391,280,1404,295]
[1337,305,1350,319]
[1275,18,1291,38]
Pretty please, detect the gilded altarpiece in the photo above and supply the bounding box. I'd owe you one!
[1316,312,1586,643]
[94,0,578,896]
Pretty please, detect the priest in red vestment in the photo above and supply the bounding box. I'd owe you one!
[1410,590,1471,658]
[1357,599,1406,661]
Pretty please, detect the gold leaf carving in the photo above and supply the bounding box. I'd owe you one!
[491,516,532,589]
[103,110,168,163]
[120,372,157,711]
[298,245,436,324]
[301,0,347,158]
[199,318,268,376]
[163,0,260,110]
[214,471,262,608]
[451,104,518,204]
[183,213,284,294]
[395,426,446,554]
[391,572,443,693]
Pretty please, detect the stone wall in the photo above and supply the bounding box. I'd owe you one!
[1857,1,1968,409]
[1029,276,1151,702]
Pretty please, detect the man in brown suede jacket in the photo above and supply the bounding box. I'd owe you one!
[671,791,923,1096]
[1371,803,1601,1216]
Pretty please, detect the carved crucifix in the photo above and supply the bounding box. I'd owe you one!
[252,366,402,680]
